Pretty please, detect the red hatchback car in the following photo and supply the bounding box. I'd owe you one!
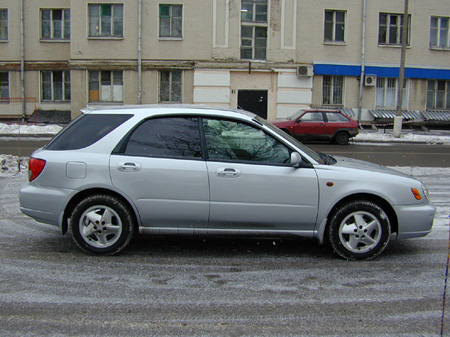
[271,109,359,145]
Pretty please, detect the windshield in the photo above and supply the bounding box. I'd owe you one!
[255,116,325,165]
[288,109,305,120]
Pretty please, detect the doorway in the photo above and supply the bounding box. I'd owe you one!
[237,90,268,119]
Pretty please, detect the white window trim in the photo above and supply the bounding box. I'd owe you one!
[159,70,183,103]
[378,12,411,47]
[240,0,269,61]
[430,16,450,50]
[40,70,71,102]
[375,77,409,109]
[0,72,9,100]
[322,75,345,107]
[40,8,70,41]
[87,3,125,40]
[88,70,123,103]
[158,4,184,41]
[427,79,450,110]
[0,8,8,42]
[323,9,347,45]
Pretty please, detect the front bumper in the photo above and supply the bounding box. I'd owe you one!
[393,202,436,239]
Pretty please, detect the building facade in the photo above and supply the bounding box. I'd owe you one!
[0,0,449,122]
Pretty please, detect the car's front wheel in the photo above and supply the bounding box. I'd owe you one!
[70,194,135,255]
[327,200,391,260]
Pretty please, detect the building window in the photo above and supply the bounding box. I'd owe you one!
[427,80,450,110]
[240,0,267,60]
[89,71,123,102]
[323,76,343,106]
[0,72,9,99]
[430,17,449,49]
[324,10,346,43]
[0,9,7,40]
[376,78,407,108]
[41,71,70,102]
[41,9,70,40]
[88,4,123,37]
[160,71,182,103]
[159,4,182,38]
[241,0,267,23]
[378,13,411,46]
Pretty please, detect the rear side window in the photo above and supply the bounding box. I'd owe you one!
[325,112,349,122]
[45,114,132,150]
[123,117,202,159]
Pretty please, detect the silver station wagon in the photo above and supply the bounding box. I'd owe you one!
[19,105,435,260]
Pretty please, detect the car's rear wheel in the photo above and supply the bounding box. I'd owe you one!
[334,131,350,145]
[327,200,391,260]
[70,194,135,255]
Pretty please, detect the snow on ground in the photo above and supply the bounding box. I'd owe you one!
[0,123,63,135]
[354,129,450,145]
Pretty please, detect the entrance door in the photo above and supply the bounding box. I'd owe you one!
[237,90,268,119]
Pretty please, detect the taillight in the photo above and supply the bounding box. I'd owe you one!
[28,158,46,182]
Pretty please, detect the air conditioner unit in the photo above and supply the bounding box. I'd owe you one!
[296,65,314,78]
[364,75,377,87]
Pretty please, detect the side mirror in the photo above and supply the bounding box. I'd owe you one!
[290,152,302,168]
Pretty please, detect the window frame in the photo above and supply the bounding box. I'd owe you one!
[322,75,344,106]
[88,3,124,38]
[159,70,182,103]
[0,72,9,100]
[427,80,450,110]
[41,70,71,102]
[430,16,450,50]
[240,25,267,60]
[0,9,8,41]
[378,12,411,46]
[159,4,183,39]
[324,10,346,44]
[375,77,408,109]
[88,70,123,103]
[240,0,268,60]
[241,0,268,23]
[41,9,70,41]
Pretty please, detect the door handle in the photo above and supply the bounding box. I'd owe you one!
[217,168,240,178]
[118,162,141,172]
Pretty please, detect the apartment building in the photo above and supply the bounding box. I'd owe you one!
[0,0,449,123]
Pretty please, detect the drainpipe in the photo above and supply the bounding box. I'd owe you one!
[137,0,142,104]
[20,0,25,119]
[357,0,367,126]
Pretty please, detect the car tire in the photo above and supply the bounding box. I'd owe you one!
[334,131,350,145]
[327,200,391,260]
[70,194,135,255]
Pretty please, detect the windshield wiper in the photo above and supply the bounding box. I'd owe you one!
[318,152,337,165]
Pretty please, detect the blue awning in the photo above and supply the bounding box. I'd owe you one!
[314,63,450,80]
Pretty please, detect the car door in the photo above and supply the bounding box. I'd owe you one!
[110,117,209,228]
[293,111,327,140]
[203,118,319,231]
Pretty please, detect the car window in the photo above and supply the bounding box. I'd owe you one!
[124,117,202,158]
[203,119,290,164]
[326,112,349,122]
[300,112,324,122]
[45,114,133,150]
